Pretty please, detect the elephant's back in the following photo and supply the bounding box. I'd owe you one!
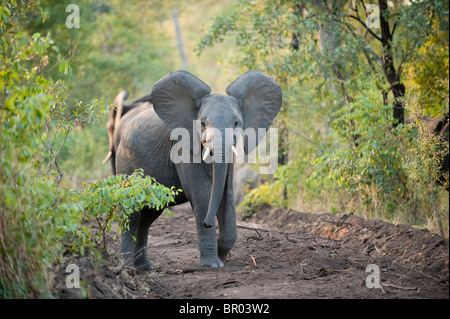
[113,103,149,151]
[116,108,180,188]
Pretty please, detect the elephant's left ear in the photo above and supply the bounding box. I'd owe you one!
[226,70,282,154]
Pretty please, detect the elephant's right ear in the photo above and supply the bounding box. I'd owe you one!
[152,71,211,153]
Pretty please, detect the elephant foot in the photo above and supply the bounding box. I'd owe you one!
[199,256,224,268]
[121,250,154,271]
[218,252,229,263]
[134,257,154,271]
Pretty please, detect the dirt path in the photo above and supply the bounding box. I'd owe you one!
[53,203,449,299]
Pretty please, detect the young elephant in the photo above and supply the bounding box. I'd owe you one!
[114,70,282,269]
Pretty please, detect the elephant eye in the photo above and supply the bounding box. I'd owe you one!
[234,121,239,127]
[200,121,206,128]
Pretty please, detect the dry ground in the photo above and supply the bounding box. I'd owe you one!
[52,203,449,299]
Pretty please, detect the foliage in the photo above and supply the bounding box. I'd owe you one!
[198,0,449,234]
[196,0,437,102]
[78,169,180,250]
[0,0,82,298]
[0,0,179,298]
[404,18,449,115]
[24,0,177,104]
[313,96,408,218]
[238,179,285,219]
[401,94,449,235]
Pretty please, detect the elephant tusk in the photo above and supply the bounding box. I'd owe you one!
[231,145,238,157]
[203,147,211,161]
[102,150,112,164]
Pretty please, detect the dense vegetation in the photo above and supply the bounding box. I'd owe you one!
[197,0,449,234]
[0,0,448,298]
[0,0,180,298]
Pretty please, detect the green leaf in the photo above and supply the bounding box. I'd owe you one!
[59,60,67,73]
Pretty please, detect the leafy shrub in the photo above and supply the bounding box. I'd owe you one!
[313,96,408,218]
[238,180,284,219]
[0,1,180,298]
[400,94,448,235]
[78,169,180,250]
[0,1,80,297]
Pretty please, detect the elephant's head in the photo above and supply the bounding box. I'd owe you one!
[151,70,282,228]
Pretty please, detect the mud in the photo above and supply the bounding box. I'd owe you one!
[52,203,449,299]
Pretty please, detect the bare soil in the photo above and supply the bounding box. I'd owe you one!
[52,203,449,299]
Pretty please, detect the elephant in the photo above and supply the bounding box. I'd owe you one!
[107,70,282,270]
[103,90,152,175]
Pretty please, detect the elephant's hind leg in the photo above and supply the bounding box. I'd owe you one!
[121,206,162,270]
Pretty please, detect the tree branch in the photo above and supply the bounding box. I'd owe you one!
[391,21,398,37]
[345,14,383,43]
[359,0,367,12]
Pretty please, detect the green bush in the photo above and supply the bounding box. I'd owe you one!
[78,169,180,250]
[0,1,76,297]
[400,94,448,235]
[238,179,285,219]
[313,96,407,219]
[0,1,180,298]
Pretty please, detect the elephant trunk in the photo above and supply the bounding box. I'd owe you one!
[203,139,228,228]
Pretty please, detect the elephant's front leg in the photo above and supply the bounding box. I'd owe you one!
[217,166,237,262]
[192,201,223,267]
[193,186,236,267]
[196,223,223,268]
[176,162,225,267]
[217,200,237,263]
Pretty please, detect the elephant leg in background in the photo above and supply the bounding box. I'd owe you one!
[216,163,237,262]
[121,206,162,270]
[176,162,224,268]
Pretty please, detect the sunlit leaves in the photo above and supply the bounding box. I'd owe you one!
[77,169,181,249]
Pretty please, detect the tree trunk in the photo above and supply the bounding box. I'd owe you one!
[378,0,405,127]
[171,9,189,70]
